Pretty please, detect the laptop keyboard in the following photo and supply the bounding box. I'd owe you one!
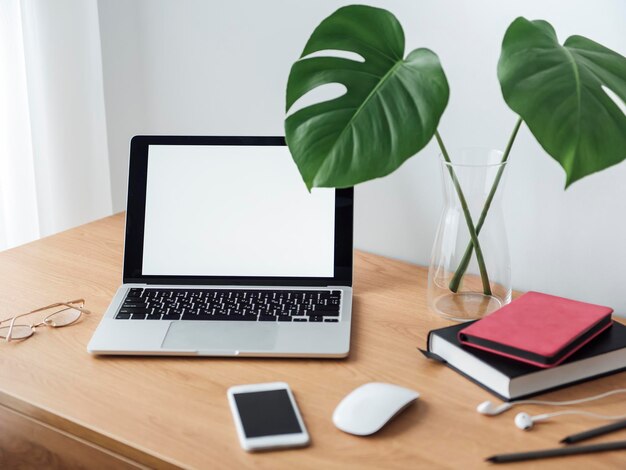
[115,288,342,322]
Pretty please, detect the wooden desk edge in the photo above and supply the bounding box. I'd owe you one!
[0,388,182,469]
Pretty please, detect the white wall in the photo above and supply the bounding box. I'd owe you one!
[97,0,626,314]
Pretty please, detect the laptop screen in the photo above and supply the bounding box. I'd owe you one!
[141,144,336,278]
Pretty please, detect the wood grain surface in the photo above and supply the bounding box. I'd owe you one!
[0,403,142,469]
[0,213,624,469]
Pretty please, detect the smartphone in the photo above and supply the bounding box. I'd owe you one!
[227,382,310,451]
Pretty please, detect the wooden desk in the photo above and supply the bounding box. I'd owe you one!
[0,213,624,469]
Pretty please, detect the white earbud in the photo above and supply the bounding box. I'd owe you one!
[514,412,551,430]
[515,410,626,431]
[514,412,533,430]
[476,400,512,416]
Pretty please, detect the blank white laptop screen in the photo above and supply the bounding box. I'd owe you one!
[142,145,336,277]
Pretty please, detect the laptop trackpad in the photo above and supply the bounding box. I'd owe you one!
[162,321,277,352]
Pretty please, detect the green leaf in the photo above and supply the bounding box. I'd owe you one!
[498,17,626,187]
[285,5,449,189]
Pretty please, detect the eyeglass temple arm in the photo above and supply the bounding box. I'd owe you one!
[60,300,92,315]
[30,299,92,315]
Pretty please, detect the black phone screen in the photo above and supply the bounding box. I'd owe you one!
[233,389,302,438]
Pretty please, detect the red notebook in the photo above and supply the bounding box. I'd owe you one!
[458,292,613,368]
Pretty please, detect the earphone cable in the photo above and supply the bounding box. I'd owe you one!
[513,388,626,408]
[540,409,626,420]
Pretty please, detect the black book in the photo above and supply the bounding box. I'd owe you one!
[421,321,626,401]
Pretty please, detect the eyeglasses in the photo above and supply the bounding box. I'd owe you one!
[0,299,91,342]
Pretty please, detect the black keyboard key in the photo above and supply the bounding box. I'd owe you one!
[227,315,257,321]
[116,312,131,319]
[313,304,340,313]
[128,288,143,296]
[125,307,149,315]
[131,313,147,320]
[146,315,161,320]
[309,315,324,322]
[293,318,308,322]
[324,318,339,322]
[122,303,148,310]
[163,314,181,320]
[182,314,214,321]
[259,315,276,322]
[320,310,340,317]
[277,316,292,322]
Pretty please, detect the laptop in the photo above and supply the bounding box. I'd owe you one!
[88,136,353,357]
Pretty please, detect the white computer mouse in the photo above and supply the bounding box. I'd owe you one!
[332,382,420,436]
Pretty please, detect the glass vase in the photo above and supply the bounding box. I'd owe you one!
[428,148,511,321]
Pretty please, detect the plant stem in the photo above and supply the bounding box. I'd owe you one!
[435,131,492,296]
[448,117,523,293]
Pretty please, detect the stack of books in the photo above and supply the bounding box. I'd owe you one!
[422,292,626,401]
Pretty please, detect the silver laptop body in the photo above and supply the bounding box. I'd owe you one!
[88,136,353,357]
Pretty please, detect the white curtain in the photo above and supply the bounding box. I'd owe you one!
[0,0,112,250]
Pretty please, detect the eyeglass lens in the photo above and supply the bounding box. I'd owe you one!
[0,325,34,340]
[44,307,82,327]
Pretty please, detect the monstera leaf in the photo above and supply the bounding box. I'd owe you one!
[498,17,626,187]
[285,5,449,189]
